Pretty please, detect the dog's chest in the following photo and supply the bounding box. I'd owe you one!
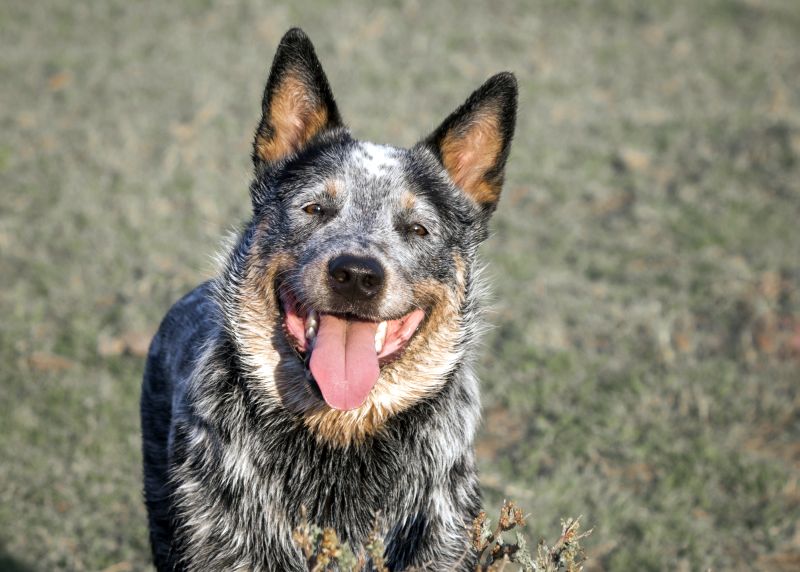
[222,414,434,542]
[297,432,419,507]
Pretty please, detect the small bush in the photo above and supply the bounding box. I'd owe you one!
[293,501,591,571]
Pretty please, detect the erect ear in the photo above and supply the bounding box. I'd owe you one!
[253,28,343,169]
[422,72,517,210]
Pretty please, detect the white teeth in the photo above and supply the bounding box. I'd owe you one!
[305,310,318,341]
[374,321,388,353]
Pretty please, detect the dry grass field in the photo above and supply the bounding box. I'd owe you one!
[1,0,799,570]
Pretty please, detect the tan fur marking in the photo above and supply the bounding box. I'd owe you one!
[440,112,503,204]
[235,230,469,447]
[401,191,416,210]
[236,243,295,380]
[325,180,340,198]
[254,74,329,163]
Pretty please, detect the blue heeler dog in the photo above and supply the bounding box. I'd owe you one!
[141,27,517,571]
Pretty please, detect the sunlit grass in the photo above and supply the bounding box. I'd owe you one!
[1,0,799,570]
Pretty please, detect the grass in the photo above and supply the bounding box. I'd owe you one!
[1,0,799,570]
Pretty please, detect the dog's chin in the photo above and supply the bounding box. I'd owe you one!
[277,285,426,411]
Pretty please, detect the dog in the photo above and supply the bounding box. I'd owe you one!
[141,27,517,571]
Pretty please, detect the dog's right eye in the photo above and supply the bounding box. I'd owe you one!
[303,203,324,215]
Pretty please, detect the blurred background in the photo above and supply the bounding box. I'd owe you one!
[1,0,799,570]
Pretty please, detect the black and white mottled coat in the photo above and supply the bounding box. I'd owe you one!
[141,28,517,571]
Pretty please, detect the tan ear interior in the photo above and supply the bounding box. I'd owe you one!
[439,110,503,204]
[254,74,330,164]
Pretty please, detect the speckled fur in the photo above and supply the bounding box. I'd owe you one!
[141,28,517,571]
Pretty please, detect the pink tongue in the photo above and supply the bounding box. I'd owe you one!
[308,315,380,411]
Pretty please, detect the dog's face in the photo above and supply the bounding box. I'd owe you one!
[229,29,516,444]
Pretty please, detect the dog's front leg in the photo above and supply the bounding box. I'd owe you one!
[166,420,306,572]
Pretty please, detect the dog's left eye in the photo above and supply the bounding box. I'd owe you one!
[303,203,324,215]
[409,223,428,237]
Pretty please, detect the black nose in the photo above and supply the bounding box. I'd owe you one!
[328,255,385,300]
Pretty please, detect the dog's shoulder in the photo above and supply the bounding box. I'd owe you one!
[143,281,219,392]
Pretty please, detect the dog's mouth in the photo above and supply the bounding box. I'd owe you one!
[279,288,426,411]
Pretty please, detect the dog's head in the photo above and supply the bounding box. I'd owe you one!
[224,29,516,443]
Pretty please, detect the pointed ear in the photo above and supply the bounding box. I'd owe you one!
[253,28,343,168]
[423,73,517,210]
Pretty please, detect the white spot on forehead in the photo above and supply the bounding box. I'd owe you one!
[357,142,400,178]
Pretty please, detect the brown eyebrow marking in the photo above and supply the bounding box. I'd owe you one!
[324,180,340,198]
[401,191,416,210]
